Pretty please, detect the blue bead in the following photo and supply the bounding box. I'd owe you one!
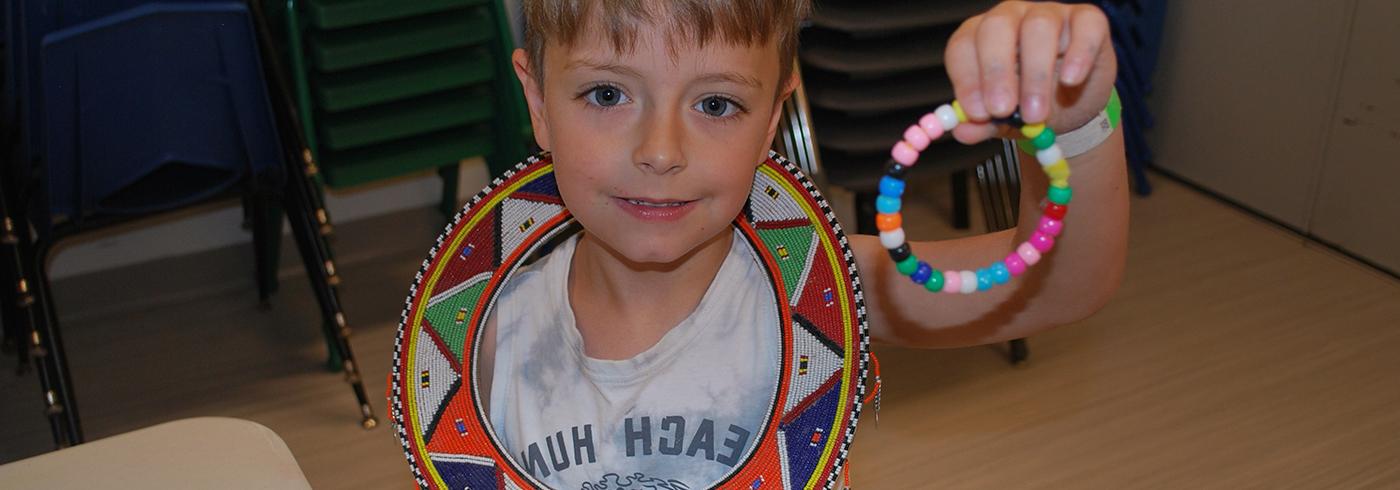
[976,268,994,291]
[875,195,902,214]
[990,263,1011,284]
[911,262,932,284]
[879,176,906,198]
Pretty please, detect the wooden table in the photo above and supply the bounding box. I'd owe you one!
[0,417,312,489]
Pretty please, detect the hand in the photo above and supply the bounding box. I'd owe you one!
[943,1,1117,143]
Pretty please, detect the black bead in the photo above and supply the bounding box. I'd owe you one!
[887,243,911,263]
[883,160,908,180]
[992,109,1024,128]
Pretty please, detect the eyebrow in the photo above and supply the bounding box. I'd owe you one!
[695,72,763,90]
[565,60,644,80]
[565,59,763,90]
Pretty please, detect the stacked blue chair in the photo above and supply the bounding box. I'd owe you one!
[1093,0,1165,195]
[2,1,376,448]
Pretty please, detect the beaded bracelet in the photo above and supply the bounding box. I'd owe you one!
[880,101,1072,294]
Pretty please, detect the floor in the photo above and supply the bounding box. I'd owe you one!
[2,170,1398,489]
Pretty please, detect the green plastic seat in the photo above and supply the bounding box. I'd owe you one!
[320,88,496,150]
[271,0,532,217]
[313,48,495,112]
[320,126,495,187]
[305,0,483,30]
[308,9,494,72]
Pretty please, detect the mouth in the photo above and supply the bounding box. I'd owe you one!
[613,196,698,221]
[620,197,693,207]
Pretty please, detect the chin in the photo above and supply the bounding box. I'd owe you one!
[607,234,699,266]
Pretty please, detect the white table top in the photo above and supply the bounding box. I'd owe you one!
[0,417,312,489]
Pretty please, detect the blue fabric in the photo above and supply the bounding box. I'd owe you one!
[35,2,285,221]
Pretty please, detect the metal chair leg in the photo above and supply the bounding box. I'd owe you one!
[25,236,84,446]
[284,162,376,430]
[1008,338,1029,365]
[247,0,372,429]
[951,169,970,230]
[250,188,289,306]
[1,170,82,445]
[437,164,460,219]
[973,146,1034,366]
[855,191,878,236]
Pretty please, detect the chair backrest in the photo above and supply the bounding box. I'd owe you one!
[772,62,826,186]
[974,139,1022,232]
[38,2,285,222]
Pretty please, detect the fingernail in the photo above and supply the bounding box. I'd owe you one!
[1060,62,1083,85]
[965,91,988,120]
[1024,94,1046,123]
[988,88,1013,116]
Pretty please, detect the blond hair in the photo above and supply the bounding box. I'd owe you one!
[522,0,811,91]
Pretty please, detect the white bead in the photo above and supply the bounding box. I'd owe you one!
[959,270,978,294]
[935,105,960,131]
[878,228,906,249]
[1036,145,1064,166]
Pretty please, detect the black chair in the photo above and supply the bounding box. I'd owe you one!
[1,1,375,448]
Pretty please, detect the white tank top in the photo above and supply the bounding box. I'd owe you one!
[489,230,780,489]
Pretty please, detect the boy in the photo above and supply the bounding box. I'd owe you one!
[483,1,1126,487]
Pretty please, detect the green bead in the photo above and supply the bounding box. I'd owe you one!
[1048,185,1073,205]
[896,256,919,276]
[924,269,944,291]
[1031,128,1056,150]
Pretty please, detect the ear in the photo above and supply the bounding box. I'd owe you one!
[762,70,802,162]
[512,48,552,151]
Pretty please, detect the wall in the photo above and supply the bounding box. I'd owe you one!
[49,159,492,279]
[1148,0,1399,274]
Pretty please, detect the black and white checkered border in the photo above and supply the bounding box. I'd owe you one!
[390,154,547,489]
[768,151,871,490]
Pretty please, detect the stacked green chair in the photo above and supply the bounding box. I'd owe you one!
[268,0,532,216]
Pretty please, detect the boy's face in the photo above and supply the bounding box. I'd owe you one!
[513,22,794,266]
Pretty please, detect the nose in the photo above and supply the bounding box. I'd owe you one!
[632,105,686,175]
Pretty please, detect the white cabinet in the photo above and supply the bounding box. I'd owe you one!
[1149,0,1399,274]
[1309,0,1400,274]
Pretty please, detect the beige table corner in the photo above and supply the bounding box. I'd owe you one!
[0,417,312,489]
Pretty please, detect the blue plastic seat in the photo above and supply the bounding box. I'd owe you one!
[39,2,285,221]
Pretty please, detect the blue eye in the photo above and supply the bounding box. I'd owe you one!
[695,96,741,118]
[584,85,628,107]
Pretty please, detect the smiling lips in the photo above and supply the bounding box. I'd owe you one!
[614,196,697,221]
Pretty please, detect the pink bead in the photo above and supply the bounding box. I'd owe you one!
[1004,254,1027,276]
[1037,216,1063,237]
[903,125,931,151]
[1029,231,1055,253]
[1017,242,1042,266]
[891,141,919,166]
[919,113,944,140]
[942,270,961,293]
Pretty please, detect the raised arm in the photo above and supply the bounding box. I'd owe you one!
[853,2,1128,348]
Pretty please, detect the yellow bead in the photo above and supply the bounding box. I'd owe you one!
[1045,160,1071,181]
[1021,123,1045,139]
[1051,178,1070,188]
[952,100,968,123]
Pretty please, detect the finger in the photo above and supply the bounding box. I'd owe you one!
[1059,5,1110,86]
[975,9,1023,118]
[1018,5,1063,124]
[944,16,988,120]
[951,121,998,145]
